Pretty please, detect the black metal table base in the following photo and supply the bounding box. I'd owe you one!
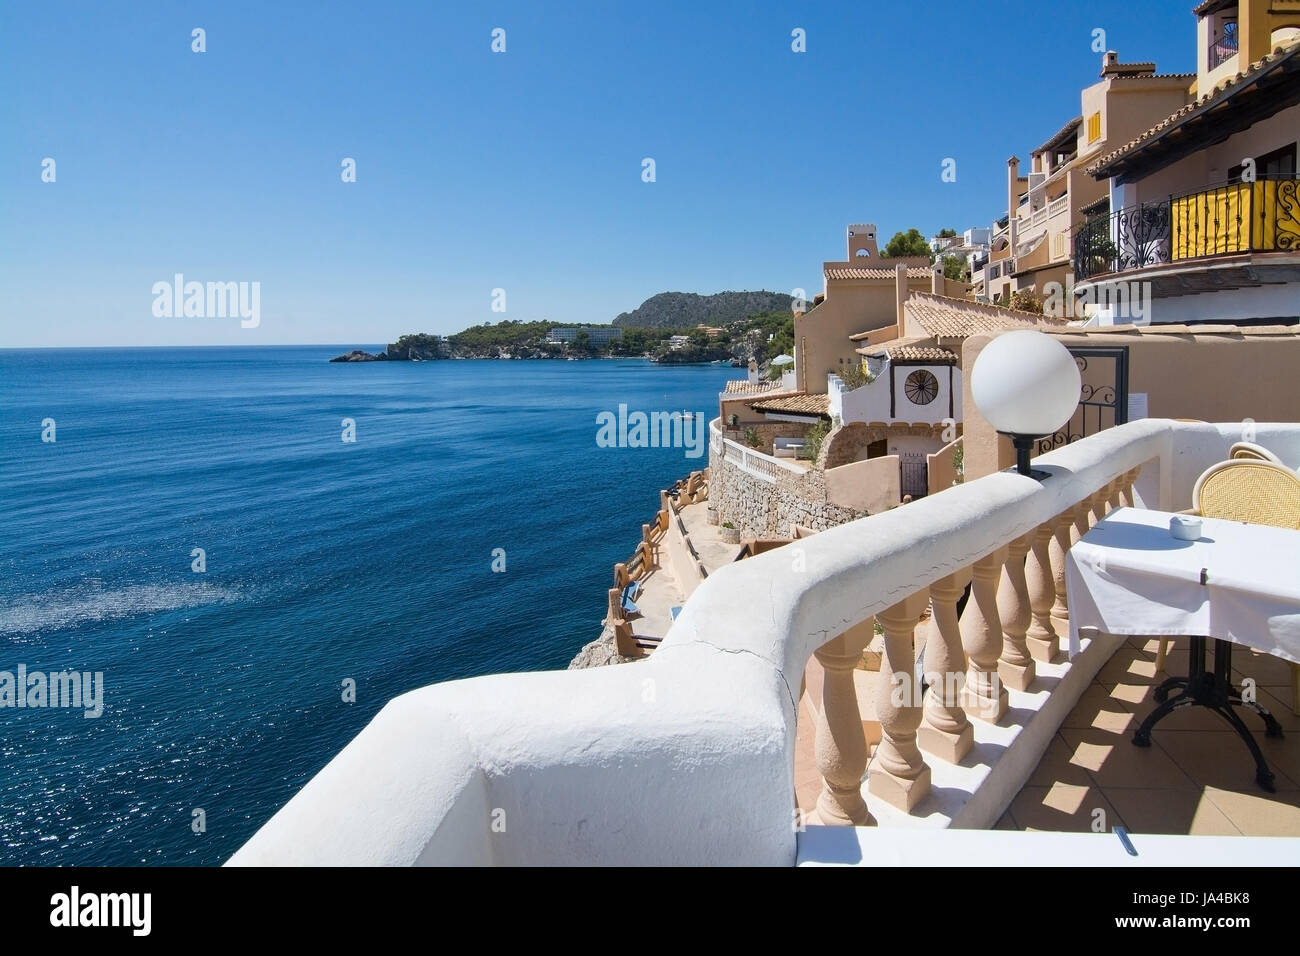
[1131,636,1284,792]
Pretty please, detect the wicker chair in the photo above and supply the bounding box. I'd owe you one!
[1229,441,1284,464]
[1155,459,1300,711]
[1191,459,1300,528]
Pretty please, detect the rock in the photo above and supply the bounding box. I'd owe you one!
[568,626,641,669]
[329,349,386,363]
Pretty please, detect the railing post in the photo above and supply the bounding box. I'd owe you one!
[918,571,973,763]
[1025,521,1059,662]
[810,619,876,826]
[996,534,1035,691]
[869,591,931,812]
[960,547,1009,722]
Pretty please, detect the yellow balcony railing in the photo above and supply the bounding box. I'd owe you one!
[1074,177,1300,279]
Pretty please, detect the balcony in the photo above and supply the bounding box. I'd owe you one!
[1074,176,1300,280]
[228,419,1300,866]
[1208,23,1239,72]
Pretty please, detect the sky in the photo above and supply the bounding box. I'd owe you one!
[0,0,1199,348]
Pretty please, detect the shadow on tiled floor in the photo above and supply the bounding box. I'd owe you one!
[1003,638,1300,837]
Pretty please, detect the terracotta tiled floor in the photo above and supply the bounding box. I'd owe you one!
[1002,638,1300,836]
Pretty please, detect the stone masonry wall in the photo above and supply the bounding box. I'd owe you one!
[709,442,862,537]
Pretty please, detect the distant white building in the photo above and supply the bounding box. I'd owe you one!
[548,326,623,346]
[668,335,692,350]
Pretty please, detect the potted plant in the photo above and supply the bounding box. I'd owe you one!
[720,521,741,544]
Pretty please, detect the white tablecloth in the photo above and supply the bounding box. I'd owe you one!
[1065,507,1300,664]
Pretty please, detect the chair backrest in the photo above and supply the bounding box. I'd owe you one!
[1229,441,1284,464]
[1192,460,1300,530]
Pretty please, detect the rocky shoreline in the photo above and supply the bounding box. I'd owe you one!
[567,621,640,669]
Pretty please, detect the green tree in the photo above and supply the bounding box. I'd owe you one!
[688,327,710,348]
[937,228,958,238]
[941,255,967,281]
[882,228,930,258]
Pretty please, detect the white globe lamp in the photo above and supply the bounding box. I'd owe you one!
[970,330,1081,479]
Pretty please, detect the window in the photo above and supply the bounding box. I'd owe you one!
[1229,144,1297,182]
[904,369,939,406]
[1087,112,1102,144]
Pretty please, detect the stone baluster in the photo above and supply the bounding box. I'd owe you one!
[996,534,1035,691]
[1088,483,1111,527]
[810,618,876,826]
[1025,521,1059,662]
[869,592,931,812]
[960,547,1010,722]
[918,571,973,763]
[1120,467,1140,508]
[1070,498,1092,546]
[1107,477,1124,513]
[1049,509,1073,626]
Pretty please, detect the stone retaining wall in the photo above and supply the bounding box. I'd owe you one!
[709,442,862,537]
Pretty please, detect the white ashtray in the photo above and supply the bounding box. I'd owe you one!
[1170,515,1202,540]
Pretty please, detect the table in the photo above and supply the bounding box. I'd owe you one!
[1066,507,1300,791]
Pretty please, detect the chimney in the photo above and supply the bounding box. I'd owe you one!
[1007,155,1020,251]
[1102,50,1118,75]
[932,260,943,295]
[896,262,908,326]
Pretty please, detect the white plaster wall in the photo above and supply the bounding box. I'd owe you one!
[1148,282,1300,324]
[834,366,962,426]
[1132,104,1300,203]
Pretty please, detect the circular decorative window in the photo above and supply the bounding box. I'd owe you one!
[904,369,939,406]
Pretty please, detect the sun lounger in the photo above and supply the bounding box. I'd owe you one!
[621,580,642,615]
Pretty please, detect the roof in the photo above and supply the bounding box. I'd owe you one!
[1048,323,1300,339]
[722,380,782,395]
[1035,116,1082,155]
[750,393,831,417]
[825,265,933,281]
[1087,40,1300,180]
[904,293,1068,339]
[1192,0,1234,15]
[857,343,958,364]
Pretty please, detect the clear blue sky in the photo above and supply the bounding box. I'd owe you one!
[0,1,1197,347]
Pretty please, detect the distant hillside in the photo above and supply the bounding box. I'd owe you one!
[612,291,794,329]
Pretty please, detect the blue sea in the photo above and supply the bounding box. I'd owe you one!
[0,347,734,865]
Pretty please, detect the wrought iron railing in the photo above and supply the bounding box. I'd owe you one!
[1208,23,1238,71]
[1074,176,1300,279]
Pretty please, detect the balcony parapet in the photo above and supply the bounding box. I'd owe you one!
[229,421,1300,866]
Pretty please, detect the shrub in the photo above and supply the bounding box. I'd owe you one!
[798,419,831,462]
[838,364,875,390]
[743,427,762,448]
[1009,289,1044,314]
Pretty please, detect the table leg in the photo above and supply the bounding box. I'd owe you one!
[1132,636,1283,793]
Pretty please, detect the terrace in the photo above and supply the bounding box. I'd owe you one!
[229,418,1300,865]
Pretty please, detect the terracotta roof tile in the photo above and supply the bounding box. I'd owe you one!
[1087,40,1300,178]
[876,345,958,363]
[750,393,831,417]
[722,380,782,395]
[825,266,933,280]
[904,293,1068,338]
